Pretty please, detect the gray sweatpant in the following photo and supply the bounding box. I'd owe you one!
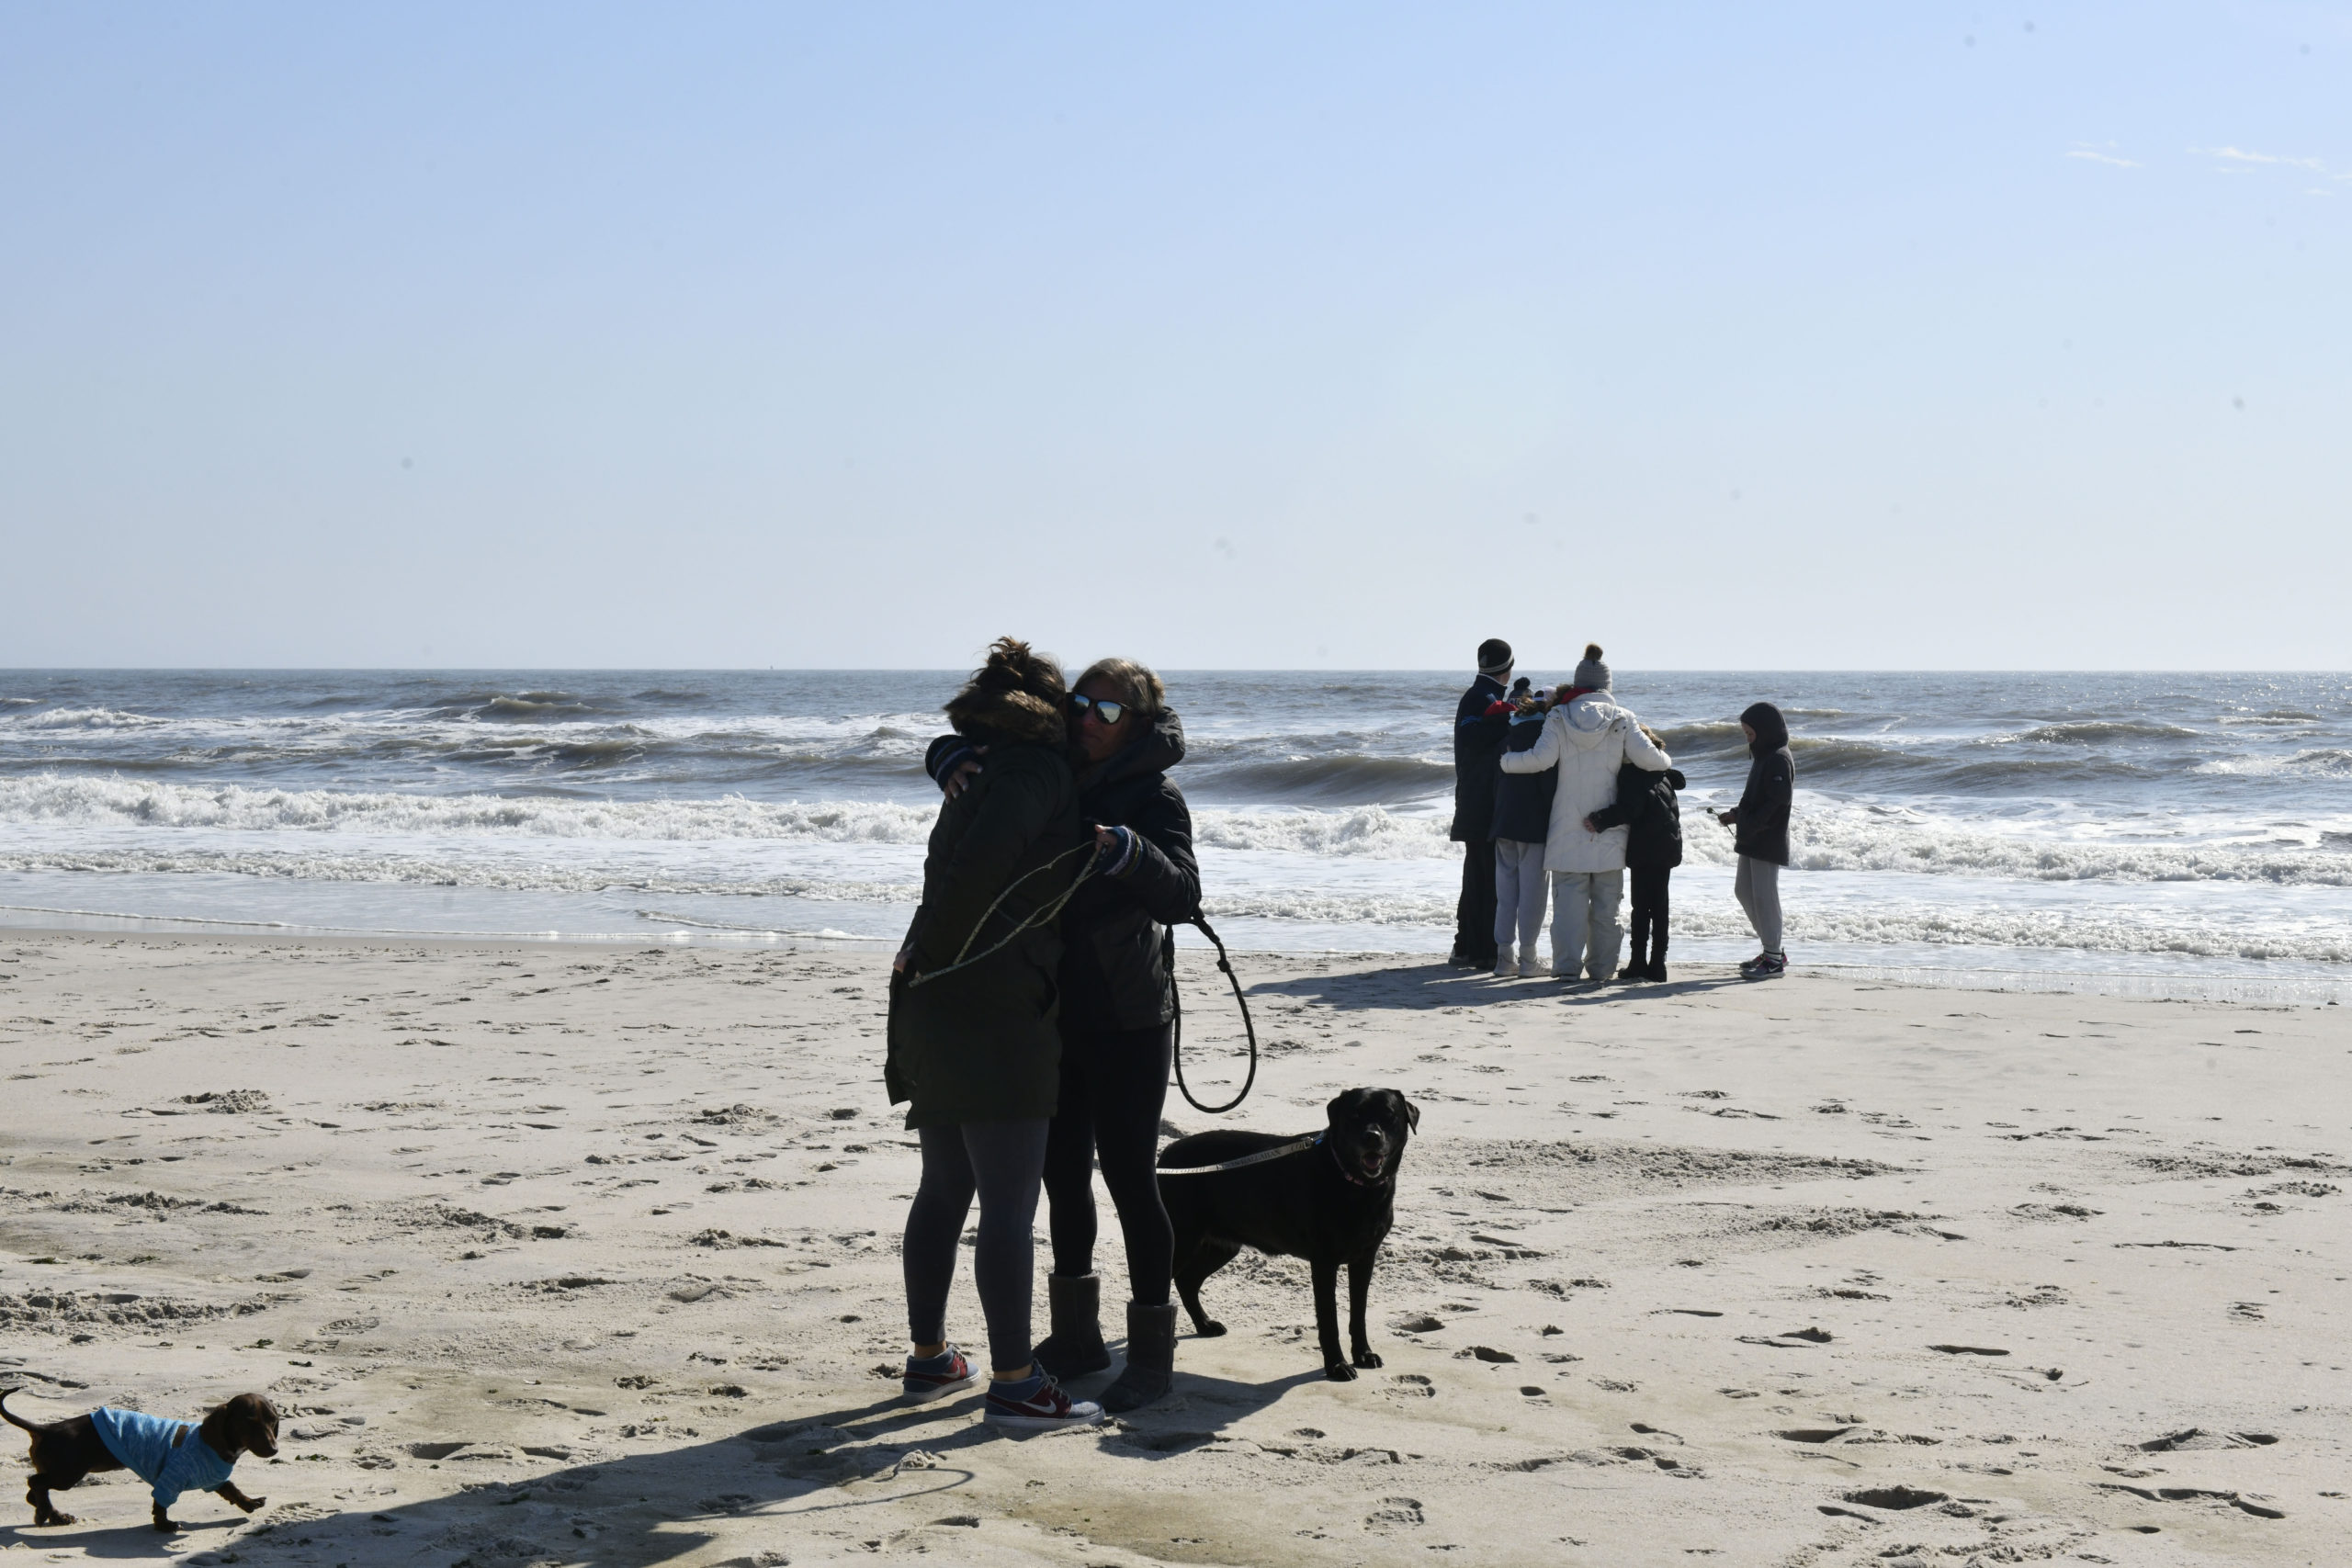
[1736,854,1783,953]
[1550,869,1624,980]
[1492,840,1549,964]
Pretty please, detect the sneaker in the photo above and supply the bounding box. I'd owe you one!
[901,1344,979,1403]
[1739,952,1787,980]
[984,1371,1103,1431]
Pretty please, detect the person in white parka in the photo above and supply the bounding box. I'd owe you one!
[1497,644,1672,982]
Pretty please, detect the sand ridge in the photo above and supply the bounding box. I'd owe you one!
[0,932,2346,1565]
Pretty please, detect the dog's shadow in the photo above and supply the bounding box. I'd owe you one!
[1,1516,240,1559]
[4,1365,1323,1566]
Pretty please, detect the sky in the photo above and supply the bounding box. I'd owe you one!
[2,3,2346,671]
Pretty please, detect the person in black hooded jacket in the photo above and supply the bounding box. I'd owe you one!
[1714,701,1793,979]
[1487,681,1555,977]
[925,656,1199,1413]
[1585,730,1686,982]
[890,637,1101,1430]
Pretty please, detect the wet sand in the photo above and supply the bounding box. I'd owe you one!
[0,931,2345,1566]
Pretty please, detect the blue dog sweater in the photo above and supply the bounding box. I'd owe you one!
[89,1408,235,1507]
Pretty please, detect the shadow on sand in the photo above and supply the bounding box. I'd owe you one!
[1246,960,1746,1013]
[5,1362,1326,1568]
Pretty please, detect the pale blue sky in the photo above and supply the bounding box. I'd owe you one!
[3,3,2346,671]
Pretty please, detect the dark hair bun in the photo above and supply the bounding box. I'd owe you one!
[972,637,1066,703]
[1584,643,1603,660]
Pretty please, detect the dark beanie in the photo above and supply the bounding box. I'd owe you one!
[1476,638,1513,677]
[1740,701,1789,750]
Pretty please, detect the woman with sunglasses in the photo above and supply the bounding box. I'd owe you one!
[926,657,1199,1411]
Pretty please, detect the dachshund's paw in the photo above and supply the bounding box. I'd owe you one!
[38,1513,78,1528]
[239,1497,266,1514]
[1351,1348,1385,1369]
[1324,1362,1359,1382]
[1194,1320,1227,1338]
[153,1517,181,1534]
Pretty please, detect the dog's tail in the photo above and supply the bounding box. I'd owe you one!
[0,1387,39,1433]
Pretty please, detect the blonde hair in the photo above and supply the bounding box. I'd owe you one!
[1073,657,1166,718]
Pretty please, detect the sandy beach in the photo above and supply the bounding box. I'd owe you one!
[1,932,2345,1566]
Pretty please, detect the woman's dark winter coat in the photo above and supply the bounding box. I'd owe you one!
[1727,702,1794,866]
[925,711,1201,1035]
[1448,673,1510,842]
[1488,708,1556,843]
[888,687,1086,1130]
[1588,761,1686,869]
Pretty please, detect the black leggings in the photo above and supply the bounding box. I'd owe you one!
[1043,1022,1175,1306]
[1630,865,1672,964]
[902,1118,1049,1374]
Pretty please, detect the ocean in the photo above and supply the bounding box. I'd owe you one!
[2,670,2346,1001]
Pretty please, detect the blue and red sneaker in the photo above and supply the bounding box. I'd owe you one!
[901,1344,979,1404]
[983,1371,1103,1431]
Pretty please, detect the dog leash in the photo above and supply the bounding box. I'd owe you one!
[903,840,1098,990]
[1157,1132,1320,1178]
[1169,911,1259,1114]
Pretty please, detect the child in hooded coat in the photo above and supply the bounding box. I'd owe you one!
[1585,728,1685,982]
[1487,679,1555,978]
[1715,701,1794,979]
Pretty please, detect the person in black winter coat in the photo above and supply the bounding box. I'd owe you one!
[1487,682,1555,977]
[891,637,1100,1430]
[925,657,1199,1414]
[1713,701,1793,979]
[1448,637,1514,967]
[1585,733,1685,982]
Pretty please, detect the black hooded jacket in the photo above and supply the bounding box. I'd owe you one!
[1727,702,1794,866]
[1449,673,1510,842]
[888,687,1086,1128]
[1588,761,1686,869]
[927,710,1200,1034]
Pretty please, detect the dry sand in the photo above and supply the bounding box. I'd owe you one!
[0,931,2346,1567]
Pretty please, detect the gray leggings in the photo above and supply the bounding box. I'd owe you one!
[903,1118,1049,1375]
[1735,854,1783,953]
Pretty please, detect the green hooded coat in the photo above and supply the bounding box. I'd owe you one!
[885,685,1085,1128]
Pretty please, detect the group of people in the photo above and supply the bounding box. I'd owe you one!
[881,637,1797,1438]
[1450,638,1795,983]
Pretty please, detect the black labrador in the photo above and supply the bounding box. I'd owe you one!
[1158,1087,1418,1381]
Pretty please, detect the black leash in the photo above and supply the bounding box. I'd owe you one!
[1169,912,1258,1115]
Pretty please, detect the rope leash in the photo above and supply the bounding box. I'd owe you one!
[1170,911,1258,1114]
[904,840,1098,990]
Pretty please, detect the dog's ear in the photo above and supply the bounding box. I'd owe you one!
[1326,1087,1370,1126]
[1393,1091,1419,1133]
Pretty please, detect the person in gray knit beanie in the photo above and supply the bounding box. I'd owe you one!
[1572,643,1611,692]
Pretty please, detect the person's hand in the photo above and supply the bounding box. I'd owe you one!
[892,947,910,975]
[1581,815,1599,834]
[1094,825,1119,850]
[941,746,988,800]
[1715,809,1736,828]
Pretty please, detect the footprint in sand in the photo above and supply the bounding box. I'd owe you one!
[1385,1374,1434,1399]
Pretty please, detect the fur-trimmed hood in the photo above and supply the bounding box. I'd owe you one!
[945,686,1068,748]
